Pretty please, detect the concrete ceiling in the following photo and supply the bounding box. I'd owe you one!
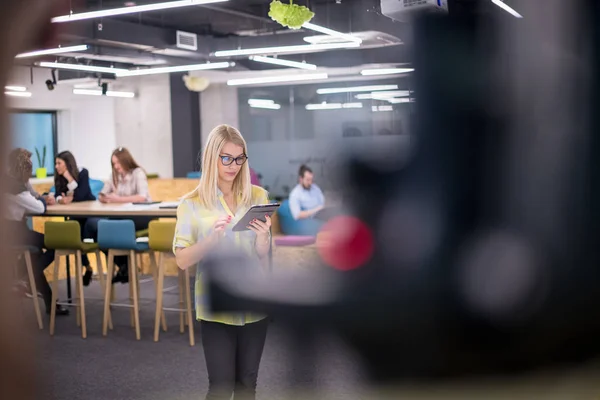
[17,0,507,82]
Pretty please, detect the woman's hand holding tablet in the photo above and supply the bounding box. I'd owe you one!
[231,203,280,232]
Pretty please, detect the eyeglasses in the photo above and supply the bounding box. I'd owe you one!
[219,155,248,166]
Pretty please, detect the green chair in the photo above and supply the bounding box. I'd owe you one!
[150,220,195,346]
[11,245,43,330]
[44,221,109,339]
[135,229,149,238]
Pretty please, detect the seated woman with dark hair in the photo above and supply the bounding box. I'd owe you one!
[52,151,96,286]
[4,148,68,315]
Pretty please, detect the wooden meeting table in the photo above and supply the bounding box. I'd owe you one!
[44,200,178,218]
[42,200,178,302]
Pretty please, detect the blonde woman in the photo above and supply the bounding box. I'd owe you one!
[174,125,271,400]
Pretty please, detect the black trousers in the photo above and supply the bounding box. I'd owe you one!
[201,319,269,400]
[10,222,54,311]
[82,216,154,275]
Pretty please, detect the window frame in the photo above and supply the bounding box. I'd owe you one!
[9,109,58,177]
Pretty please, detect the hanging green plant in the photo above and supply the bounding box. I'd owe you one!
[268,0,315,30]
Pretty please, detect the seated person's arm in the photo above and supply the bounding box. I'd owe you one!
[69,168,92,202]
[17,192,46,214]
[289,192,323,220]
[98,180,113,203]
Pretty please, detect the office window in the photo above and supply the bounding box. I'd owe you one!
[238,78,413,197]
[9,111,58,176]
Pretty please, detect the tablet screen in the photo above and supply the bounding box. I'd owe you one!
[231,203,280,232]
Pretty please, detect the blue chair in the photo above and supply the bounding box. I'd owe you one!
[186,171,201,179]
[98,220,158,340]
[277,199,323,236]
[89,179,104,198]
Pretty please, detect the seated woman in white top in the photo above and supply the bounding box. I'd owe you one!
[98,147,151,204]
[4,148,68,315]
[83,147,153,284]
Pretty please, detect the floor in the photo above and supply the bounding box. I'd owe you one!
[22,276,600,400]
[27,276,367,400]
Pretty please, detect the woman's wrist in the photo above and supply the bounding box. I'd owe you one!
[256,233,270,245]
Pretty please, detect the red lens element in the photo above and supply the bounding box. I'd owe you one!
[317,216,374,271]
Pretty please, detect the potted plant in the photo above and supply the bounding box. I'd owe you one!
[34,146,47,179]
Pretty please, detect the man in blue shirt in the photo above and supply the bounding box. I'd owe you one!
[289,165,325,220]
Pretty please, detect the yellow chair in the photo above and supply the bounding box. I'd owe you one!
[44,221,109,339]
[149,220,195,346]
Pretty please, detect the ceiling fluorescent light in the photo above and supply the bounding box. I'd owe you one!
[5,91,32,97]
[361,68,414,76]
[117,62,232,77]
[215,42,360,57]
[39,61,129,75]
[306,103,342,110]
[249,56,317,70]
[52,0,229,23]
[372,105,393,112]
[302,22,362,44]
[356,90,411,100]
[387,98,414,104]
[306,102,362,110]
[317,84,398,94]
[490,0,523,18]
[227,73,328,86]
[73,89,135,98]
[248,99,275,106]
[16,44,88,59]
[5,86,27,92]
[250,103,281,110]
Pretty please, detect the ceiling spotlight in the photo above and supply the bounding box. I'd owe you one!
[45,69,57,91]
[101,82,108,95]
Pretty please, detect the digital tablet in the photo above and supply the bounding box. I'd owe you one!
[231,203,280,232]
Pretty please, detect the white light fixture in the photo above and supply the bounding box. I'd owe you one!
[355,90,412,100]
[5,91,32,98]
[387,98,414,104]
[248,99,275,106]
[305,102,363,110]
[39,61,129,75]
[491,0,523,18]
[117,62,232,77]
[215,42,360,57]
[306,102,342,110]
[302,22,362,44]
[227,73,328,86]
[317,84,398,94]
[250,103,281,110]
[73,89,135,98]
[342,102,363,109]
[5,86,27,92]
[372,105,393,112]
[248,99,281,110]
[52,0,228,23]
[360,67,414,76]
[249,56,317,70]
[16,44,88,59]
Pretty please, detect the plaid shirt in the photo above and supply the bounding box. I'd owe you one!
[173,185,269,326]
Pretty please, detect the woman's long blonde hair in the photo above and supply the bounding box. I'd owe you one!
[192,124,252,209]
